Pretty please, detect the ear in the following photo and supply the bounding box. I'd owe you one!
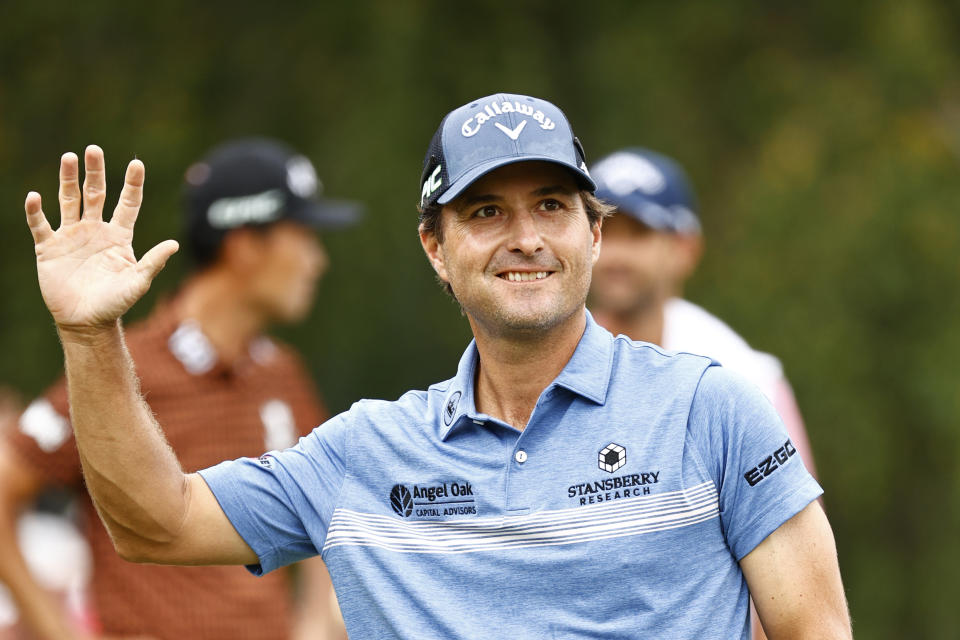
[673,233,703,280]
[219,228,262,273]
[590,217,603,266]
[418,222,449,283]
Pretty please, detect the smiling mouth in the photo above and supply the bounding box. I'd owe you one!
[498,271,553,282]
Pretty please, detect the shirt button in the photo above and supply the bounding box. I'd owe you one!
[514,450,528,463]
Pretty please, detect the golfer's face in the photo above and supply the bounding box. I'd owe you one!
[430,161,600,337]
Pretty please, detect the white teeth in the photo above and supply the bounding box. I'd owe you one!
[504,271,549,282]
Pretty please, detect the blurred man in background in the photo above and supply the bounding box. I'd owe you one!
[588,147,816,474]
[0,139,357,640]
[588,148,817,639]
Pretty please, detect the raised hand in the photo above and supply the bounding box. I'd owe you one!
[24,145,179,334]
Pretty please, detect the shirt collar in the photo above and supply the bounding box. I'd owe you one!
[551,309,614,403]
[165,313,275,377]
[438,309,615,440]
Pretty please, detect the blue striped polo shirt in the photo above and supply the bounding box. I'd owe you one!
[199,311,822,639]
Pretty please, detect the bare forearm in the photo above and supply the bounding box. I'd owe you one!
[0,511,80,639]
[60,322,188,554]
[292,557,347,640]
[27,147,252,567]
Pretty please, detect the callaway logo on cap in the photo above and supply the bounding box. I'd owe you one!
[419,93,596,209]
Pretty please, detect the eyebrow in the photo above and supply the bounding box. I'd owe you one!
[532,185,576,197]
[454,185,576,212]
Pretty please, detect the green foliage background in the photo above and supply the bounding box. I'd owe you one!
[2,1,958,636]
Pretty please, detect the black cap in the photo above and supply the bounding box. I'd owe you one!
[184,138,362,265]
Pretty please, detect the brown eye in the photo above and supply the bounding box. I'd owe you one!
[539,199,562,211]
[474,205,499,218]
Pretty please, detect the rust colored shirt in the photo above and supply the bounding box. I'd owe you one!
[6,302,328,640]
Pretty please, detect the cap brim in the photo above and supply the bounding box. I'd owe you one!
[603,194,700,234]
[437,156,596,205]
[288,197,363,230]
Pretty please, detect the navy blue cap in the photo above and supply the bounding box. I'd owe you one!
[419,93,596,208]
[591,148,701,234]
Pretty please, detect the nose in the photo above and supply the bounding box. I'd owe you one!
[505,211,544,256]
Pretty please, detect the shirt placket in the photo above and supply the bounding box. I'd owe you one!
[504,386,556,514]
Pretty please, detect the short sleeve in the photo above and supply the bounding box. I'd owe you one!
[689,366,822,560]
[198,413,349,576]
[3,379,83,487]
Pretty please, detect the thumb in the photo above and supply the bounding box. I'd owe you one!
[137,239,179,283]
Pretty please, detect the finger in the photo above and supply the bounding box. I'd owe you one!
[57,152,81,226]
[24,192,54,244]
[82,144,107,221]
[137,239,179,283]
[111,158,145,230]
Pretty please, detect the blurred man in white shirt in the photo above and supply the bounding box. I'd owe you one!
[588,147,815,475]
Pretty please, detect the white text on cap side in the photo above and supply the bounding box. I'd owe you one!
[207,189,285,229]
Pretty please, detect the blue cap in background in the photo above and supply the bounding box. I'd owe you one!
[591,148,701,234]
[419,93,596,208]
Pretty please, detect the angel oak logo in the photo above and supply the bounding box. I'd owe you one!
[390,480,477,518]
[390,485,413,517]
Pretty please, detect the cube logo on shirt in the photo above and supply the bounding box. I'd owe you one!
[564,444,662,506]
[598,443,626,473]
[389,480,477,518]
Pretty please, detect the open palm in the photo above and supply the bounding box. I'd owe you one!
[25,146,178,331]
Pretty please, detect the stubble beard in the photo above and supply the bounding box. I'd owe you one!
[458,265,593,341]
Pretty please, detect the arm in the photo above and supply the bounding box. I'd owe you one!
[740,501,852,639]
[24,146,254,566]
[752,378,815,640]
[290,556,347,640]
[0,441,84,639]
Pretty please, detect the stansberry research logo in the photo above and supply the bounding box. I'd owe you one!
[599,443,626,473]
[390,484,413,517]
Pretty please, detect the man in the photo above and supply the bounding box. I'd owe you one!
[6,139,355,639]
[588,148,816,473]
[22,94,851,638]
